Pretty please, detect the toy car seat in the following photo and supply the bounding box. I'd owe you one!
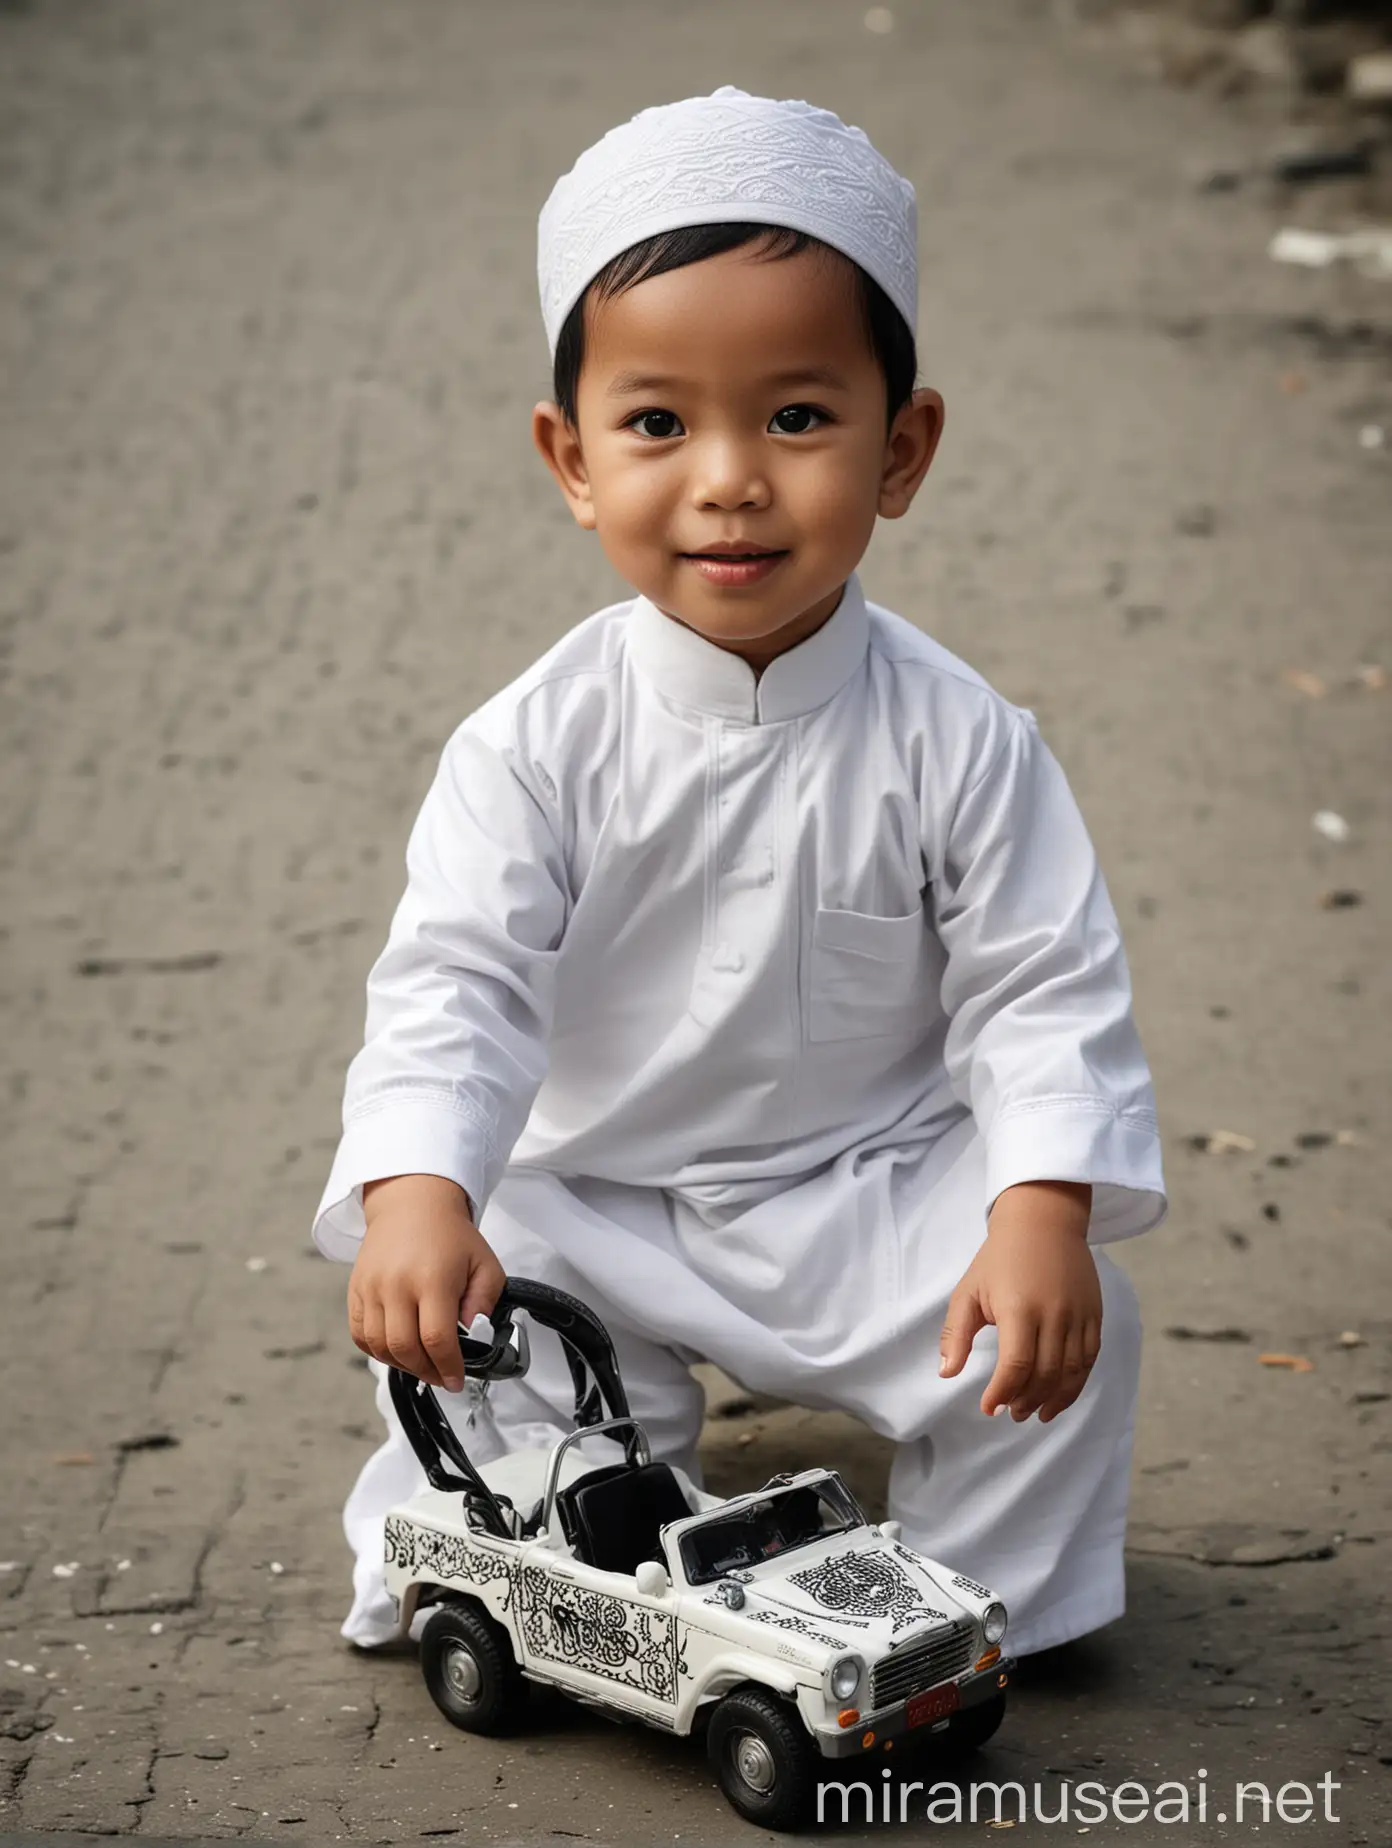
[555,1459,694,1574]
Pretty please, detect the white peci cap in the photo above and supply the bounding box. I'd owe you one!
[537,85,917,357]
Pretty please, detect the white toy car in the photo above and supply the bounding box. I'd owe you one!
[384,1279,1013,1831]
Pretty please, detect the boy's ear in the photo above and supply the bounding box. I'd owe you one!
[878,387,945,521]
[533,401,596,530]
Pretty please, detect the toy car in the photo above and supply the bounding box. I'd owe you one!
[384,1279,1014,1831]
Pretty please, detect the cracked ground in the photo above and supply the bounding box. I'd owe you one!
[1,1,1389,1843]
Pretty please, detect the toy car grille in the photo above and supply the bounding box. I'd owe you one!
[871,1620,975,1709]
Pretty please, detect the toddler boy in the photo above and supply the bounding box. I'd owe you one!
[313,87,1166,1654]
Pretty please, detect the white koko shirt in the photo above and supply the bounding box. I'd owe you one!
[313,574,1165,1261]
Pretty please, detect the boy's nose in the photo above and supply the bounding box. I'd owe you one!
[691,440,772,512]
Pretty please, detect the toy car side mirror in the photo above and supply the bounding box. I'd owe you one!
[879,1519,903,1542]
[634,1560,669,1598]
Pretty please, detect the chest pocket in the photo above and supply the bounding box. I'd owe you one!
[808,904,935,1044]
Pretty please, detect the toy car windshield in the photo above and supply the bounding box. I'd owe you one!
[679,1477,863,1585]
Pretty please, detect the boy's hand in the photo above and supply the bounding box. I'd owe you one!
[938,1180,1100,1424]
[347,1174,505,1393]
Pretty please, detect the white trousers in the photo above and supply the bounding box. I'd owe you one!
[341,1114,1142,1657]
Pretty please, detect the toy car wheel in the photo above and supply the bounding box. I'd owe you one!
[944,1690,1007,1756]
[707,1687,817,1832]
[420,1602,526,1736]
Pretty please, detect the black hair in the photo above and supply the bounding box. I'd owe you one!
[551,222,916,431]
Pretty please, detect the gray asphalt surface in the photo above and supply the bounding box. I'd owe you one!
[1,1,1388,1843]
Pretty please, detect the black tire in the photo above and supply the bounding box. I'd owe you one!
[420,1602,527,1736]
[707,1686,818,1832]
[944,1690,1007,1756]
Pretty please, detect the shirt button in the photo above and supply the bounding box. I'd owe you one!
[711,943,745,973]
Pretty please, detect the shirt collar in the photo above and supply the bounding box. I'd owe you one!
[626,573,870,724]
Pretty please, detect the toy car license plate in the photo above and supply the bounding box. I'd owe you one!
[906,1683,960,1729]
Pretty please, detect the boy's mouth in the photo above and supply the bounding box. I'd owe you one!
[679,544,789,586]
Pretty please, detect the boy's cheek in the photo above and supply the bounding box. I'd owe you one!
[588,475,671,553]
[589,519,669,591]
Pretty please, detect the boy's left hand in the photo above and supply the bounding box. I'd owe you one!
[938,1180,1101,1424]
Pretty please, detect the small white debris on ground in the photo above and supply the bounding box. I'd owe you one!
[1312,810,1351,844]
[1347,52,1392,105]
[1269,227,1392,281]
[1198,1130,1256,1154]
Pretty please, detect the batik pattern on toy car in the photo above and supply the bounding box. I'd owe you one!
[517,1565,689,1701]
[787,1552,947,1635]
[384,1516,520,1608]
[745,1608,849,1650]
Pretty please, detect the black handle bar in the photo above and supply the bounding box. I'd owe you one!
[386,1277,637,1540]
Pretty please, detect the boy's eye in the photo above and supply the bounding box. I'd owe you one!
[627,409,684,439]
[769,404,826,435]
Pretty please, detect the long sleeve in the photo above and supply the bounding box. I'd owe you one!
[930,704,1165,1245]
[311,715,569,1262]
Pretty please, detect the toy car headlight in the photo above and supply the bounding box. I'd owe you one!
[829,1654,863,1702]
[982,1602,1008,1645]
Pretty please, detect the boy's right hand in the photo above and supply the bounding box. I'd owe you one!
[347,1173,506,1393]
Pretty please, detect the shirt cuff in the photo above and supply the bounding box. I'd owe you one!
[983,1097,1167,1246]
[311,1090,498,1262]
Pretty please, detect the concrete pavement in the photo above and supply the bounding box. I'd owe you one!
[1,1,1388,1841]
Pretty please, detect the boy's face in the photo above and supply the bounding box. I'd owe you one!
[534,243,943,668]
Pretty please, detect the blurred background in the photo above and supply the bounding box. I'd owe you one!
[2,2,1389,1841]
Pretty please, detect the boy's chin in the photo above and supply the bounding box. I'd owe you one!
[644,579,827,643]
[668,608,806,652]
